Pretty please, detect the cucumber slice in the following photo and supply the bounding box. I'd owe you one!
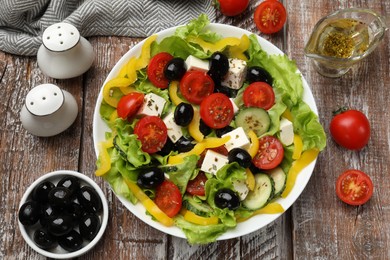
[267,167,287,198]
[242,173,274,210]
[235,107,270,136]
[183,195,213,217]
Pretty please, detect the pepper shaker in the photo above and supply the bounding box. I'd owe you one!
[20,84,78,137]
[37,23,94,79]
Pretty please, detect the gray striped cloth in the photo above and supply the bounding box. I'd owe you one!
[0,0,216,56]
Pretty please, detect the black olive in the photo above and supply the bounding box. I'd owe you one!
[208,52,229,80]
[33,228,58,250]
[48,187,73,209]
[214,84,238,98]
[174,102,194,126]
[199,119,212,136]
[32,181,55,203]
[18,201,41,226]
[214,188,240,210]
[57,176,81,197]
[68,202,84,224]
[77,186,103,213]
[79,213,101,241]
[58,230,83,252]
[137,167,165,189]
[215,125,234,138]
[228,148,252,168]
[246,66,273,85]
[175,136,195,153]
[47,214,74,237]
[157,138,176,156]
[39,203,59,227]
[164,57,186,80]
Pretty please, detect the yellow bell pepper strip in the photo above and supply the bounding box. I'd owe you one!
[236,202,285,223]
[124,179,174,227]
[181,209,219,226]
[187,36,241,53]
[168,81,184,106]
[282,108,293,122]
[202,135,230,149]
[95,137,114,176]
[245,168,255,191]
[228,34,250,61]
[281,149,320,198]
[247,130,259,158]
[188,107,204,143]
[102,78,136,107]
[108,110,118,124]
[135,34,157,70]
[118,56,138,80]
[292,134,303,160]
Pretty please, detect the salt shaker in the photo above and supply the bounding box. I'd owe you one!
[20,84,78,137]
[37,23,94,79]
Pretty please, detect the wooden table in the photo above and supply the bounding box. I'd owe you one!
[1,0,389,259]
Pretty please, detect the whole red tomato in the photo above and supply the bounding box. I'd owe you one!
[329,108,370,150]
[216,0,249,17]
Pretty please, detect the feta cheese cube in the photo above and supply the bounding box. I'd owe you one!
[221,58,247,90]
[137,93,166,117]
[230,98,239,114]
[163,112,183,143]
[200,150,229,175]
[222,127,250,151]
[185,55,209,72]
[279,117,294,146]
[233,179,249,201]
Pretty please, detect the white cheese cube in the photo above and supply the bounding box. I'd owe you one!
[279,117,294,146]
[221,58,247,90]
[233,179,249,201]
[163,112,183,143]
[200,150,229,175]
[137,93,166,117]
[222,127,250,151]
[230,98,239,114]
[185,55,209,72]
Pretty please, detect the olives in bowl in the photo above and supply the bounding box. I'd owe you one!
[18,170,108,259]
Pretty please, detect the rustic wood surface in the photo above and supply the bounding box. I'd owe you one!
[1,0,389,259]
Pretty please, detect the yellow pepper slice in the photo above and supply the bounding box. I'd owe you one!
[247,130,259,158]
[245,168,255,191]
[202,135,230,148]
[229,34,250,61]
[103,78,135,107]
[281,149,319,198]
[188,107,204,143]
[124,179,174,227]
[292,134,303,160]
[136,34,157,70]
[168,81,184,106]
[118,57,137,80]
[95,137,114,176]
[188,36,241,53]
[236,202,285,222]
[181,209,219,226]
[282,108,293,122]
[108,110,118,124]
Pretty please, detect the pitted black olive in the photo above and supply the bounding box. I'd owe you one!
[214,188,240,210]
[47,214,74,237]
[32,181,55,203]
[79,213,101,241]
[175,136,196,153]
[208,52,229,80]
[164,57,186,80]
[174,102,194,127]
[77,186,103,213]
[48,187,73,209]
[18,200,41,226]
[33,228,58,250]
[215,125,234,137]
[57,176,81,197]
[137,167,165,189]
[228,148,252,168]
[58,230,83,252]
[246,66,273,85]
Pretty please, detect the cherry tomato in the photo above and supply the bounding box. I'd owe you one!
[252,136,284,170]
[254,0,287,34]
[147,52,173,89]
[243,82,275,110]
[216,0,249,17]
[154,180,182,217]
[200,93,234,129]
[117,92,144,120]
[336,169,373,206]
[180,70,215,105]
[329,108,370,150]
[133,116,168,154]
[186,172,208,196]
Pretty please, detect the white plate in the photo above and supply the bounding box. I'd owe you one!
[93,23,318,240]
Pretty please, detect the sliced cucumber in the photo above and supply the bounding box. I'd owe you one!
[266,167,287,198]
[235,107,270,136]
[183,195,213,217]
[242,173,274,210]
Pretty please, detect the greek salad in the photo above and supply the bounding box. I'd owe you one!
[95,14,326,244]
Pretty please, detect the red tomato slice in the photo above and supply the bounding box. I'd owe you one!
[117,92,144,120]
[180,70,214,105]
[217,0,249,17]
[253,136,284,170]
[254,0,287,34]
[147,52,173,89]
[243,82,275,110]
[155,180,182,217]
[133,116,167,154]
[200,93,234,129]
[186,172,208,196]
[336,169,373,206]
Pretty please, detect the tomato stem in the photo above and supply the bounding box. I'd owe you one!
[332,106,349,116]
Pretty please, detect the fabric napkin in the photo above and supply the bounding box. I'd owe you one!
[0,0,216,56]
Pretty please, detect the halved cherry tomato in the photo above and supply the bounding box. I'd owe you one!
[330,108,370,150]
[186,172,208,196]
[180,70,214,105]
[336,169,373,206]
[200,93,234,129]
[216,0,249,17]
[133,116,167,154]
[253,136,284,170]
[243,82,275,110]
[254,0,287,34]
[147,52,173,89]
[154,180,182,217]
[117,92,145,120]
